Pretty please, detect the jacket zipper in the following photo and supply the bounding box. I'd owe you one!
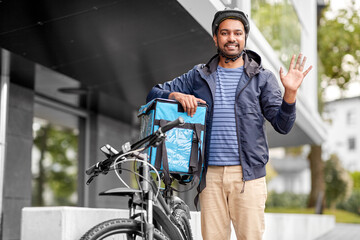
[241,180,246,193]
[235,74,254,193]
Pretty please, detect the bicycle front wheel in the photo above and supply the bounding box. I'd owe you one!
[80,218,169,240]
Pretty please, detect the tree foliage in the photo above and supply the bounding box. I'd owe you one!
[318,0,360,213]
[318,0,360,94]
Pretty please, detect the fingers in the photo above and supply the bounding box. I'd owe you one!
[299,56,307,72]
[182,96,198,117]
[196,97,206,104]
[289,54,296,70]
[303,65,313,77]
[169,92,206,117]
[279,67,284,80]
[295,53,302,69]
[296,54,312,76]
[288,53,312,75]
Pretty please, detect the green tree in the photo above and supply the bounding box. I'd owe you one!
[307,0,360,210]
[32,121,78,206]
[318,0,360,98]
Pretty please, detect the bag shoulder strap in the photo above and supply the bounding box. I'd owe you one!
[154,119,171,186]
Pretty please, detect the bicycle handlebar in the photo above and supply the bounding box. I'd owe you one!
[85,117,184,180]
[160,117,184,133]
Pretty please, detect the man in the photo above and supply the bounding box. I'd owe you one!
[147,8,312,240]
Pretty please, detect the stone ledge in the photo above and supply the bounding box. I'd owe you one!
[21,207,335,240]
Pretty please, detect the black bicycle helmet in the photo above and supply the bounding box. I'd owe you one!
[212,8,250,38]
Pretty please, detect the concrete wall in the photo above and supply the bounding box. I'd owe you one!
[21,207,336,240]
[3,84,34,240]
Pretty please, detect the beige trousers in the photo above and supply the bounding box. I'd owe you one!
[199,165,267,240]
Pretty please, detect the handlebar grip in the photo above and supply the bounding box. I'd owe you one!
[86,163,98,175]
[160,117,185,133]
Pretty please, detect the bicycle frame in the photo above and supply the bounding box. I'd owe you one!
[99,153,187,240]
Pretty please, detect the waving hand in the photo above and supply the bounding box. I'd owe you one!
[280,53,312,103]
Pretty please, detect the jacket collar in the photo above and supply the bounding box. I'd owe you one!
[203,49,262,78]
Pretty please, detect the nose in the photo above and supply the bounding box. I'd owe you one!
[228,33,236,42]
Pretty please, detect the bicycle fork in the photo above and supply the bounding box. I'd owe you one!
[139,162,154,240]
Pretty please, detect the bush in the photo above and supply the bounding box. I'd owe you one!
[351,171,360,190]
[337,172,360,215]
[337,189,360,215]
[266,191,308,209]
[324,154,353,209]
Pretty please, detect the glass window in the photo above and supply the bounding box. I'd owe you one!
[32,117,79,206]
[346,110,356,125]
[251,0,301,64]
[348,137,356,151]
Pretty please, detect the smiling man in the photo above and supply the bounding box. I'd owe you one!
[146,8,312,240]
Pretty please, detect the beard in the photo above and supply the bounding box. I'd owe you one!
[217,41,244,59]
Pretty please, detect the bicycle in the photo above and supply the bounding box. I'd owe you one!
[80,117,193,240]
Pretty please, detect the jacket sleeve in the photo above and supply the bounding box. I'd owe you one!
[260,70,296,134]
[146,67,197,103]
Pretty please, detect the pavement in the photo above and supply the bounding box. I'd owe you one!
[315,223,360,239]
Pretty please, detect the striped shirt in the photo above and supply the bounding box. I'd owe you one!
[208,65,244,166]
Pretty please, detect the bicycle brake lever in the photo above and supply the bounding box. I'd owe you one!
[86,170,106,185]
[86,175,96,185]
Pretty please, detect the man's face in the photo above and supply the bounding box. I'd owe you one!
[213,19,246,58]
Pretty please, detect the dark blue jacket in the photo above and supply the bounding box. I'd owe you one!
[146,50,296,181]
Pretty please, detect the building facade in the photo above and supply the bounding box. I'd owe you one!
[323,96,360,172]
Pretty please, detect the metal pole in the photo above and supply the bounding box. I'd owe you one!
[0,49,10,229]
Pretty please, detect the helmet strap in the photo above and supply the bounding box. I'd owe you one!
[220,50,244,63]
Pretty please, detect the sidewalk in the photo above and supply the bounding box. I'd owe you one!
[315,223,360,240]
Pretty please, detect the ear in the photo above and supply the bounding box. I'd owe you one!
[213,34,218,47]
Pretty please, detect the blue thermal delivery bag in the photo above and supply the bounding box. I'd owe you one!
[138,98,207,186]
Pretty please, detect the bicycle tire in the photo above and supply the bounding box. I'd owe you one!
[172,208,193,240]
[80,218,169,240]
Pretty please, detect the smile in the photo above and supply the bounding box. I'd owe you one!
[225,44,238,49]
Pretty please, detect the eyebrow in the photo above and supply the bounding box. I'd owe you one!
[220,29,243,32]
